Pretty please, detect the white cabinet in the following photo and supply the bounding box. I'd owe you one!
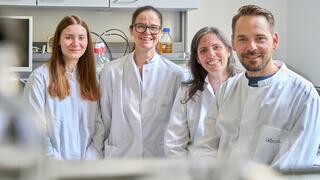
[1,0,199,10]
[37,0,108,8]
[110,0,199,10]
[0,0,36,6]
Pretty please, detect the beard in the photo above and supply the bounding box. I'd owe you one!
[239,50,271,72]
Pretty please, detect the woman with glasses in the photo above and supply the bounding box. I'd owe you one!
[164,27,241,158]
[87,5,184,158]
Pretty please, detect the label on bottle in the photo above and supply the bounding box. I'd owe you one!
[159,42,173,53]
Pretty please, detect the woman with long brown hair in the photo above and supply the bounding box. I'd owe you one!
[23,15,99,160]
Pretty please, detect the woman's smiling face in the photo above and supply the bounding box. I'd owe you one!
[197,32,231,73]
[60,24,88,62]
[130,10,162,52]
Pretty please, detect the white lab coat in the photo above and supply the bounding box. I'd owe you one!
[88,52,184,158]
[164,77,214,158]
[23,64,98,160]
[193,61,320,170]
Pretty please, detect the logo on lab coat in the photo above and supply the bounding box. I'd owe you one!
[265,138,281,143]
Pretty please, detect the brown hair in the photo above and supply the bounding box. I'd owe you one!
[129,5,163,29]
[182,26,239,103]
[232,4,275,38]
[47,15,99,101]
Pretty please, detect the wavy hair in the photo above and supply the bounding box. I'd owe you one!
[182,26,238,103]
[130,5,162,29]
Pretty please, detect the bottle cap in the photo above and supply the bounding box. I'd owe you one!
[93,47,102,53]
[163,28,170,32]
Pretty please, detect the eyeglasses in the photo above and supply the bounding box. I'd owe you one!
[131,23,162,35]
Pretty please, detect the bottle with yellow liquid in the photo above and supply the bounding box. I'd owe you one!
[159,27,173,54]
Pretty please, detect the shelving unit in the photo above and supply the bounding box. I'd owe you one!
[33,51,189,62]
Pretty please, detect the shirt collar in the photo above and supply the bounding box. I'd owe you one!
[204,76,215,95]
[132,51,158,66]
[243,60,286,87]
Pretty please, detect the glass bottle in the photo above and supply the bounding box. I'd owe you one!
[159,27,173,54]
[94,42,109,80]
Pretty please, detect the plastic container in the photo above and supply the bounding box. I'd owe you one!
[159,27,173,54]
[94,42,109,80]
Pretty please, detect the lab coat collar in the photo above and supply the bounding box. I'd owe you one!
[148,53,158,64]
[127,52,161,90]
[132,51,158,67]
[65,67,77,81]
[129,52,160,75]
[204,76,215,96]
[242,60,286,87]
[128,52,142,82]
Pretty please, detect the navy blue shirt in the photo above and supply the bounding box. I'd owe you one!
[245,72,275,87]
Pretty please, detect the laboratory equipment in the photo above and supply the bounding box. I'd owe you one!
[159,27,173,54]
[0,16,33,72]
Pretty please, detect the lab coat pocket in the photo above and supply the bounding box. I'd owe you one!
[104,144,118,158]
[254,125,283,164]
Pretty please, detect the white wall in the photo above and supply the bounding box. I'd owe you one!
[187,0,320,87]
[0,8,181,42]
[3,1,320,87]
[186,0,287,61]
[287,0,320,86]
[3,2,287,55]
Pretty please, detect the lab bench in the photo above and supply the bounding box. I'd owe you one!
[2,156,320,180]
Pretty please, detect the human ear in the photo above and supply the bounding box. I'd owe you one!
[272,32,279,49]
